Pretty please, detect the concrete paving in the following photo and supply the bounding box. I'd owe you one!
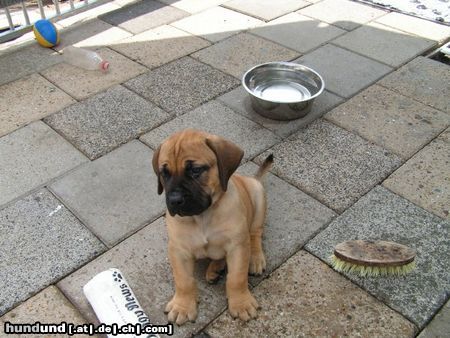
[0,0,449,336]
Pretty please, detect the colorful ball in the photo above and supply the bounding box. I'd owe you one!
[33,19,59,48]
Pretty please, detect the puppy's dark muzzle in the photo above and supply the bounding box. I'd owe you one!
[168,191,185,208]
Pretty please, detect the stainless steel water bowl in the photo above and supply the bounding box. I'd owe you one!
[242,62,325,120]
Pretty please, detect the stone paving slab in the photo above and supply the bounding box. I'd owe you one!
[379,56,450,114]
[251,13,345,53]
[171,6,263,42]
[57,2,122,28]
[298,0,387,31]
[0,73,75,137]
[44,85,169,160]
[255,119,401,213]
[206,251,417,337]
[0,44,62,86]
[140,100,280,160]
[305,185,450,328]
[49,140,165,247]
[111,25,210,69]
[58,217,227,338]
[237,162,336,285]
[99,0,188,34]
[295,44,392,98]
[383,128,450,220]
[332,22,436,67]
[191,33,299,78]
[0,188,105,316]
[325,84,449,159]
[0,121,88,207]
[0,286,90,338]
[418,300,450,338]
[375,12,450,42]
[223,0,310,21]
[159,0,228,14]
[125,57,239,116]
[218,86,343,138]
[41,48,147,100]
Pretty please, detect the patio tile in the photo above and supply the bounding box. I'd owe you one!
[223,0,310,21]
[58,217,228,337]
[0,189,105,316]
[41,48,147,100]
[191,33,299,78]
[206,251,416,337]
[383,128,450,220]
[237,162,336,285]
[49,141,165,247]
[171,6,262,42]
[0,286,89,337]
[375,12,450,42]
[305,186,450,328]
[0,73,75,137]
[125,57,239,116]
[0,44,62,86]
[332,22,436,67]
[218,86,343,138]
[418,300,450,338]
[379,57,450,114]
[159,0,228,14]
[295,44,392,98]
[57,2,122,28]
[298,0,387,31]
[140,100,280,160]
[325,85,449,159]
[111,25,210,69]
[0,122,88,207]
[255,119,401,213]
[99,0,188,34]
[251,13,345,53]
[44,85,169,160]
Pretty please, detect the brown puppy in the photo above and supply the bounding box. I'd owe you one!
[152,129,273,325]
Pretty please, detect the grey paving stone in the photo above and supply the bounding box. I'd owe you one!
[159,0,228,14]
[379,56,450,114]
[0,189,105,316]
[99,0,188,34]
[255,119,402,213]
[191,33,299,78]
[49,141,165,247]
[237,162,336,285]
[218,86,343,138]
[333,22,436,67]
[305,186,450,328]
[251,12,346,53]
[58,217,228,338]
[295,44,392,98]
[0,121,88,207]
[383,128,450,220]
[44,85,169,160]
[206,251,417,337]
[140,100,280,160]
[418,300,450,338]
[125,57,239,116]
[223,0,310,21]
[325,84,450,159]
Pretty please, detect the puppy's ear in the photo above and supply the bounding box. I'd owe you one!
[152,145,164,195]
[205,136,244,191]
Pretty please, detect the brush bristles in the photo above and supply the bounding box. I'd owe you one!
[329,255,416,277]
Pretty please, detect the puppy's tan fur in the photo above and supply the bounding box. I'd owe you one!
[152,129,272,325]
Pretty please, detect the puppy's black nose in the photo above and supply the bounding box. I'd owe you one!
[168,191,185,207]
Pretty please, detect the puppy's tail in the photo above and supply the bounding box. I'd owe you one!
[255,154,274,180]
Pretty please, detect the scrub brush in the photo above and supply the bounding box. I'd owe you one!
[330,240,416,277]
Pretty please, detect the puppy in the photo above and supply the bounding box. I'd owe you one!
[152,129,273,325]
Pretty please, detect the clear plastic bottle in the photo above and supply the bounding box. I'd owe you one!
[62,46,109,71]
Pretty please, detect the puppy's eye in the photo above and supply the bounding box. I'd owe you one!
[160,167,170,180]
[188,166,208,179]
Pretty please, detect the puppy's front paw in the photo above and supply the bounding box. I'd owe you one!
[228,292,259,321]
[249,251,266,276]
[165,295,197,325]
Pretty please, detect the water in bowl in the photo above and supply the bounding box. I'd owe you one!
[254,79,313,102]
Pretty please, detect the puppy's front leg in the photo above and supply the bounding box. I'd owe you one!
[165,245,198,325]
[226,243,259,321]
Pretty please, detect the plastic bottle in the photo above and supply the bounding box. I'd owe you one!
[62,46,109,71]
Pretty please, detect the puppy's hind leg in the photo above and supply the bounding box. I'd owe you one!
[205,259,226,284]
[249,189,267,276]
